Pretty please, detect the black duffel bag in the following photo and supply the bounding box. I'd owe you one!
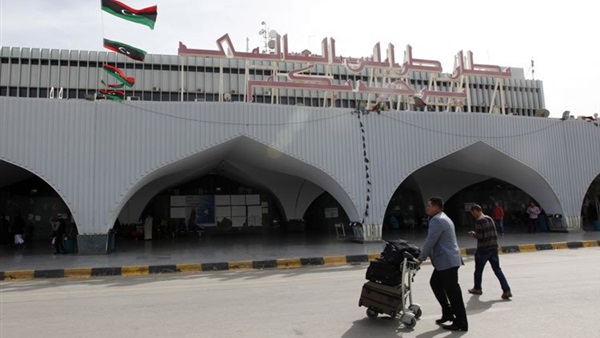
[381,240,421,265]
[365,258,402,286]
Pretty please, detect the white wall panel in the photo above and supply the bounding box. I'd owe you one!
[1,47,598,234]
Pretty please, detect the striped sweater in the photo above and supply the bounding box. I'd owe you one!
[473,215,498,250]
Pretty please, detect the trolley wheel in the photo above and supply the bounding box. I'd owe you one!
[404,317,417,329]
[408,304,422,319]
[366,308,378,318]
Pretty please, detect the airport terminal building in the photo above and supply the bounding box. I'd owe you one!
[1,38,599,254]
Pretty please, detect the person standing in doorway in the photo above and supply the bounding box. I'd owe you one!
[491,201,505,236]
[526,201,541,233]
[51,216,66,254]
[143,214,153,240]
[12,212,25,249]
[415,196,468,332]
[468,204,512,299]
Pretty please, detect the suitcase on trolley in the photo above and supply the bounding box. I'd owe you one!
[359,281,403,317]
[365,258,401,286]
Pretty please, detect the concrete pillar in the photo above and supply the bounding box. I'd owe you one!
[565,216,582,231]
[76,234,109,255]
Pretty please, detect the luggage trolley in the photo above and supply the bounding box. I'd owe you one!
[358,253,422,328]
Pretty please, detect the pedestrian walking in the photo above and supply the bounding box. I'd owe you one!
[467,204,512,299]
[415,196,468,332]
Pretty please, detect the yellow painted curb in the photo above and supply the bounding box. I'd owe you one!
[176,263,201,273]
[582,240,599,248]
[3,270,35,280]
[64,268,92,279]
[121,265,149,276]
[518,244,537,252]
[551,242,568,250]
[276,258,301,269]
[460,248,467,256]
[368,253,381,261]
[228,260,253,270]
[323,256,347,266]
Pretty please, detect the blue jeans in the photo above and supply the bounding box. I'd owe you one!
[474,248,510,292]
[495,219,504,234]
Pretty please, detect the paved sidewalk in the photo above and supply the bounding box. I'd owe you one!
[1,228,599,280]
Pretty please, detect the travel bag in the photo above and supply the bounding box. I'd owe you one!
[358,281,403,317]
[381,240,421,265]
[365,258,402,286]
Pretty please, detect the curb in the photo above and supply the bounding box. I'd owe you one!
[1,240,598,281]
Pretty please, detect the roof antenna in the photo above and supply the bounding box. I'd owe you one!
[526,59,535,80]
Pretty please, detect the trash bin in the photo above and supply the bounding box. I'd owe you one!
[64,236,77,254]
[538,214,549,232]
[547,214,567,232]
[107,230,116,253]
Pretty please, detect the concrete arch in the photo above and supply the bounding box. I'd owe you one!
[581,173,600,223]
[407,141,563,214]
[0,160,75,233]
[116,136,360,227]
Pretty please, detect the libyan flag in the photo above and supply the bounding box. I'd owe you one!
[101,0,157,29]
[102,63,135,87]
[99,89,125,102]
[101,80,124,89]
[104,38,146,62]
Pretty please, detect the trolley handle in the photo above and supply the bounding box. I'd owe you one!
[402,251,420,272]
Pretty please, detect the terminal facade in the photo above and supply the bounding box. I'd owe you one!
[1,38,599,254]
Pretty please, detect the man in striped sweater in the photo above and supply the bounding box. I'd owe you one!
[467,204,512,299]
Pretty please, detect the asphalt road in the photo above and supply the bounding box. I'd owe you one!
[1,248,599,338]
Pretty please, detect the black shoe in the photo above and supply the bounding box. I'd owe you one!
[435,315,455,324]
[442,323,468,331]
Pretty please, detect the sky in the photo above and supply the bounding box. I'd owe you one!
[1,0,598,118]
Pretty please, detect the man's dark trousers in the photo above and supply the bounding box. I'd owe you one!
[430,266,468,328]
